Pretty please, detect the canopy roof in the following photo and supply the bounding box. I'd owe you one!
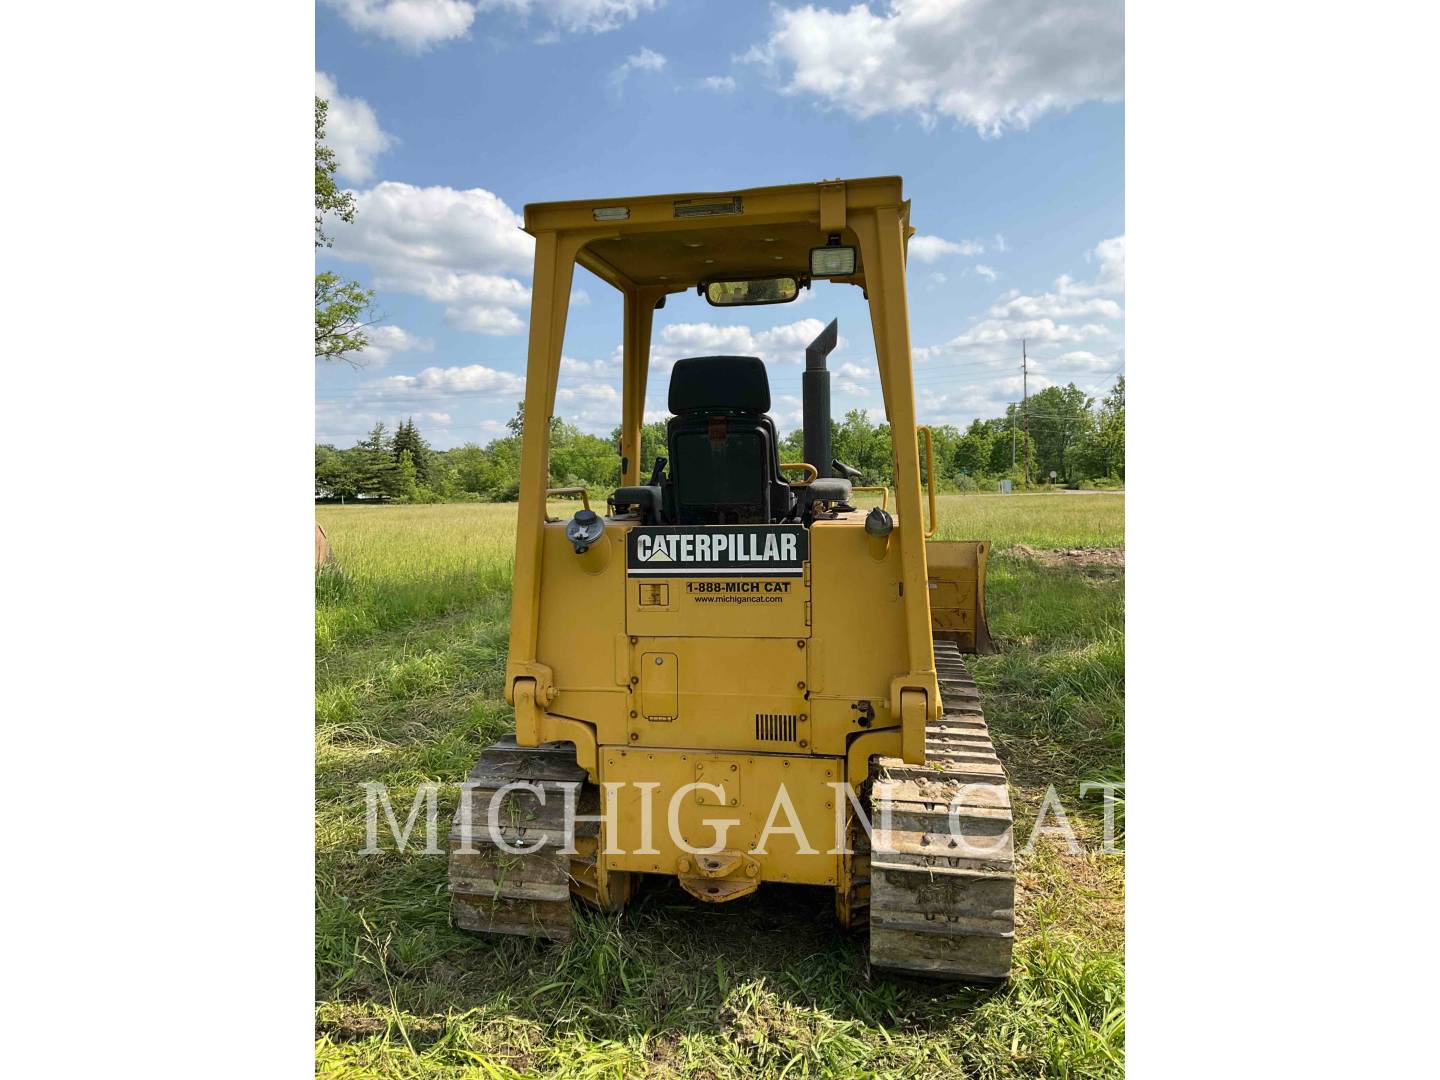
[522,176,911,292]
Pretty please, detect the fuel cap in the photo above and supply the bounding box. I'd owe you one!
[566,508,605,553]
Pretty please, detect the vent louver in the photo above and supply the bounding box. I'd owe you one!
[754,713,799,742]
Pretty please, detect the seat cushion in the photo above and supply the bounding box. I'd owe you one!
[668,355,770,414]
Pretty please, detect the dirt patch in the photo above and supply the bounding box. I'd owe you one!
[1010,544,1125,569]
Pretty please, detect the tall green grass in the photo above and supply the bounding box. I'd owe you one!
[316,504,517,654]
[315,500,1125,1078]
[932,492,1125,549]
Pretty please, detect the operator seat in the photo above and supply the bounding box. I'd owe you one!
[660,355,793,525]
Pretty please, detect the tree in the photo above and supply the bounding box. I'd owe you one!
[832,409,894,483]
[550,420,620,489]
[506,400,526,436]
[352,422,400,498]
[315,272,376,365]
[391,417,432,486]
[638,420,668,479]
[315,96,375,366]
[1027,384,1095,483]
[394,449,420,501]
[315,444,360,501]
[1076,376,1125,479]
[955,419,998,476]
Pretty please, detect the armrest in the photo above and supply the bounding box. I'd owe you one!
[611,485,663,524]
[806,478,852,503]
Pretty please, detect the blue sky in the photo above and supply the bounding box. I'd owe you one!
[315,0,1124,448]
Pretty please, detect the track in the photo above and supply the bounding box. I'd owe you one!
[447,735,594,942]
[862,637,1016,981]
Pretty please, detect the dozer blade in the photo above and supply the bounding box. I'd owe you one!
[927,540,995,655]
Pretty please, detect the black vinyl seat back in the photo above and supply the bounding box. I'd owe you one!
[664,355,793,525]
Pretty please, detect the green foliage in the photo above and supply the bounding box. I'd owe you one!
[550,419,621,490]
[315,271,376,365]
[1025,384,1095,483]
[315,95,374,366]
[392,418,432,486]
[316,381,1124,504]
[1074,376,1125,481]
[831,409,894,482]
[315,97,355,248]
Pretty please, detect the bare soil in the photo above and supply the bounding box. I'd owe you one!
[1010,544,1125,569]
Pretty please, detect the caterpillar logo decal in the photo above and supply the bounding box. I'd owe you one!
[626,526,808,577]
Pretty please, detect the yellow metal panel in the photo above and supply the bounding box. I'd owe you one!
[627,574,809,638]
[626,637,809,752]
[640,652,678,720]
[600,748,841,885]
[806,517,908,756]
[536,521,628,745]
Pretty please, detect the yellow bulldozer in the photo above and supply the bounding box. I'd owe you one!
[448,177,1014,981]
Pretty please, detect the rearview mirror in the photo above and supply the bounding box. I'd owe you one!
[703,276,799,307]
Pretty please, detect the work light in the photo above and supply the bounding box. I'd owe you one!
[809,244,856,277]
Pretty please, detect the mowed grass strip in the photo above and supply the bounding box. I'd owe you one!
[315,499,1125,1079]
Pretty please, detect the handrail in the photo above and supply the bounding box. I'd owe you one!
[544,486,591,522]
[916,426,937,538]
[779,462,818,486]
[852,485,889,510]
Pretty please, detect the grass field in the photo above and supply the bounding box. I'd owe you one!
[316,494,1125,1078]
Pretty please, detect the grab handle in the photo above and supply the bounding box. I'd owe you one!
[916,427,937,539]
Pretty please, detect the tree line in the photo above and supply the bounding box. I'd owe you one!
[315,378,1123,503]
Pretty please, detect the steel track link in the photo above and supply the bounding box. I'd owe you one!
[861,637,1016,981]
[447,735,597,941]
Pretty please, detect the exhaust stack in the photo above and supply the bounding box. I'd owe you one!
[802,318,838,478]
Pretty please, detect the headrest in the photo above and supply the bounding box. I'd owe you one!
[668,355,770,414]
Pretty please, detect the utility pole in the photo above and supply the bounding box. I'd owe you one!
[1022,339,1031,488]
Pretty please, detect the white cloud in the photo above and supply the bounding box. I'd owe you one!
[315,73,394,183]
[909,234,984,261]
[744,0,1123,136]
[478,0,662,34]
[654,318,842,369]
[332,182,532,275]
[974,264,998,282]
[328,182,535,334]
[561,355,620,376]
[1046,350,1113,373]
[658,322,753,357]
[323,0,477,52]
[990,293,1117,320]
[909,235,1124,421]
[1071,234,1125,295]
[357,324,435,369]
[445,307,527,335]
[994,233,1008,252]
[835,360,872,395]
[558,383,621,403]
[376,363,526,396]
[610,46,666,91]
[940,236,1123,348]
[700,75,737,93]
